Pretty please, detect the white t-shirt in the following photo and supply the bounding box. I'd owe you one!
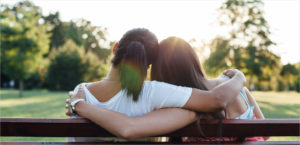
[73,80,192,117]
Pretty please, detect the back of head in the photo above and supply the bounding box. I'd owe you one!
[153,37,225,137]
[151,36,207,90]
[111,28,158,101]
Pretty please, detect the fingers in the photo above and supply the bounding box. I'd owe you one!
[223,69,231,75]
[65,103,72,116]
[65,84,85,117]
[66,110,72,116]
[223,70,229,74]
[68,91,74,98]
[66,98,70,103]
[68,83,83,98]
[223,69,247,86]
[223,69,236,78]
[65,104,69,109]
[65,99,72,116]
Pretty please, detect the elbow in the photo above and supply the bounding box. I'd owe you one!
[118,126,138,140]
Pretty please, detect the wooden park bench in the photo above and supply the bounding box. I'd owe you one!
[1,118,299,145]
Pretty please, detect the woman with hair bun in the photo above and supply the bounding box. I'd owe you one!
[66,28,246,140]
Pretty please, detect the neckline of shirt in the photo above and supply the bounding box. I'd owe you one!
[82,83,123,105]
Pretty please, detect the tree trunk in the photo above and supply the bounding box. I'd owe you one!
[19,79,23,98]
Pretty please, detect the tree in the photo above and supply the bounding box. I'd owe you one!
[65,19,112,62]
[280,63,298,90]
[204,37,230,76]
[46,40,107,90]
[205,0,280,87]
[43,12,66,50]
[0,1,50,97]
[46,40,85,90]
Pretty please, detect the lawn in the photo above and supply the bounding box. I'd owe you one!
[0,89,67,118]
[0,89,299,141]
[251,91,300,119]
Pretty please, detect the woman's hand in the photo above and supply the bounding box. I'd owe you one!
[223,69,241,78]
[65,84,86,116]
[223,69,246,86]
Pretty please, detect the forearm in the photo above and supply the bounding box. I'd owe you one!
[244,88,264,119]
[75,101,132,138]
[75,102,197,139]
[253,103,264,119]
[184,70,246,112]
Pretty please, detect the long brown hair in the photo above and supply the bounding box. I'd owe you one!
[151,37,225,140]
[151,37,207,90]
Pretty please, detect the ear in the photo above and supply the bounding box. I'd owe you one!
[113,42,119,54]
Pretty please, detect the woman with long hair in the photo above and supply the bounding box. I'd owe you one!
[152,37,265,142]
[153,37,264,120]
[66,29,247,140]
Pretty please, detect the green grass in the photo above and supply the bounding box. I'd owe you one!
[0,89,67,118]
[0,89,299,141]
[252,91,300,119]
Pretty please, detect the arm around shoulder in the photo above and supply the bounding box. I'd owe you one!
[120,108,197,139]
[75,101,196,139]
[184,70,246,112]
[68,84,196,140]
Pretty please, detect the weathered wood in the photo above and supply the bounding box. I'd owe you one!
[1,141,300,145]
[1,118,299,137]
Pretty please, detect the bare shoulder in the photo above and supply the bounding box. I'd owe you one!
[85,81,105,91]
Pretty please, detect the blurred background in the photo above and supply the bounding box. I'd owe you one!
[0,0,299,141]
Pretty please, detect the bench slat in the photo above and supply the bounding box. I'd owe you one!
[1,118,299,137]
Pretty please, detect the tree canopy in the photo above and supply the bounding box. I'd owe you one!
[0,1,50,97]
[204,0,281,87]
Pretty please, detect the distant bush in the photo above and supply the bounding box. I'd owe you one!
[46,40,107,91]
[24,72,42,89]
[82,50,108,82]
[277,80,285,91]
[295,78,300,92]
[294,72,300,92]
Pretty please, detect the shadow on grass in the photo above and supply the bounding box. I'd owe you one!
[258,101,300,119]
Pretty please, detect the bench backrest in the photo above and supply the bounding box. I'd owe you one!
[1,118,299,137]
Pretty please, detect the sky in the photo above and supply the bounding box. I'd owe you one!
[2,0,299,64]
